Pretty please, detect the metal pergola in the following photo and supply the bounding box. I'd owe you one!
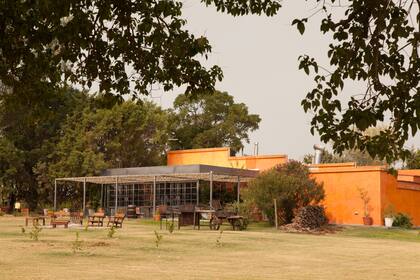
[54,164,258,215]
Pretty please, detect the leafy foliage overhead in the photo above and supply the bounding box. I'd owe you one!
[203,0,420,162]
[170,91,261,154]
[0,0,223,98]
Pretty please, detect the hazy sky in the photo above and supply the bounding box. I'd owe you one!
[148,1,419,160]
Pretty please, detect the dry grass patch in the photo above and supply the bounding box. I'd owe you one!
[1,217,420,279]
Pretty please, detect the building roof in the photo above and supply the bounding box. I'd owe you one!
[55,164,258,184]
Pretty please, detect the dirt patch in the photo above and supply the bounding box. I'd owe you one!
[87,241,110,247]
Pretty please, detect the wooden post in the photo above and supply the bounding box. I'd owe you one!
[274,199,278,229]
[54,179,57,211]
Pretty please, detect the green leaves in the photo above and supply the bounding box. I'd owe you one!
[170,91,261,154]
[201,0,281,16]
[0,0,223,98]
[292,18,307,35]
[296,1,419,162]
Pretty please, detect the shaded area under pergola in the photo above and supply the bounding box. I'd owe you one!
[54,164,259,215]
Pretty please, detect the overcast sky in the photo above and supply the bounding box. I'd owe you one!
[148,1,419,160]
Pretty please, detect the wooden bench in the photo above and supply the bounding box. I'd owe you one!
[51,220,70,228]
[25,216,47,227]
[70,212,83,225]
[88,213,105,227]
[107,213,125,228]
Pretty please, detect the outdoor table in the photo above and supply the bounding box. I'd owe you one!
[193,209,216,230]
[25,216,48,227]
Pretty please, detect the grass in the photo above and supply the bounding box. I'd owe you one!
[1,217,420,279]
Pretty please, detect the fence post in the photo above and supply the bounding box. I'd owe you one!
[274,199,278,230]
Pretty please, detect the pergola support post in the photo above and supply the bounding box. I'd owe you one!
[237,176,241,204]
[132,184,135,205]
[152,176,157,215]
[196,180,200,205]
[209,171,213,208]
[54,179,57,211]
[100,184,104,208]
[83,177,86,215]
[115,177,118,215]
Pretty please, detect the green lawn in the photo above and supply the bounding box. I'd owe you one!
[1,216,420,280]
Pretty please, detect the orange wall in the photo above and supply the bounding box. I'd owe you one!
[167,147,287,171]
[381,170,420,226]
[311,166,420,226]
[310,166,383,226]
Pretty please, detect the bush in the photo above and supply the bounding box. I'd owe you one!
[293,205,328,229]
[393,213,413,229]
[243,160,325,225]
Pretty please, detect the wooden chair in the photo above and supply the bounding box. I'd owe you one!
[107,213,125,228]
[158,205,170,229]
[50,211,70,228]
[21,208,30,217]
[70,211,84,225]
[88,212,105,227]
[135,207,145,218]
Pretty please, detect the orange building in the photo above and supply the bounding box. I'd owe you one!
[167,147,288,170]
[168,147,420,226]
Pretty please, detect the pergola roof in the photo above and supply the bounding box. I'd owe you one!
[55,164,259,184]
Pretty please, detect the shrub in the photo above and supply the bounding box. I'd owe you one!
[154,230,163,248]
[293,205,328,229]
[72,232,83,254]
[243,160,324,225]
[393,213,413,229]
[29,224,42,241]
[107,226,116,238]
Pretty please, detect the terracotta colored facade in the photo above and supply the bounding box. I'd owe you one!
[167,147,288,170]
[167,147,420,226]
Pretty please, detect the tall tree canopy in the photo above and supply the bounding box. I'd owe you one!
[1,0,418,161]
[170,91,261,154]
[203,0,420,161]
[35,100,170,206]
[0,0,223,100]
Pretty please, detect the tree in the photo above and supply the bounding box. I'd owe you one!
[0,1,223,100]
[0,86,90,209]
[45,100,169,176]
[304,149,386,166]
[243,161,324,225]
[38,100,170,207]
[202,0,420,162]
[170,91,261,154]
[405,149,420,169]
[2,0,418,160]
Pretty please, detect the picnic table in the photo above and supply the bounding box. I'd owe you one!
[25,216,48,227]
